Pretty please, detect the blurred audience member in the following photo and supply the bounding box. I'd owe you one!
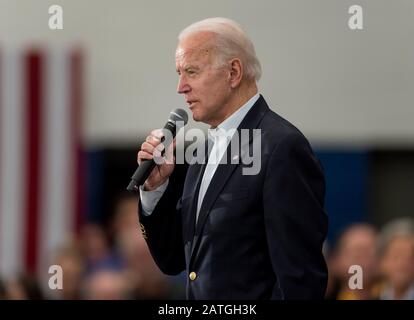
[2,215,412,300]
[82,269,130,300]
[110,193,179,299]
[4,274,44,300]
[110,193,141,237]
[329,223,379,300]
[377,218,414,300]
[50,243,85,299]
[79,222,123,275]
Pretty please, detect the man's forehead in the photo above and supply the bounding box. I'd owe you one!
[175,46,212,68]
[175,32,215,60]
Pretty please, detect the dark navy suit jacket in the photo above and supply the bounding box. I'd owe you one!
[138,95,328,299]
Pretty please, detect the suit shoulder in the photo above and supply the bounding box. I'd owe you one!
[259,108,310,148]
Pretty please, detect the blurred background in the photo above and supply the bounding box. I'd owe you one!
[0,0,413,300]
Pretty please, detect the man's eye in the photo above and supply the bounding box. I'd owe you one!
[187,70,196,75]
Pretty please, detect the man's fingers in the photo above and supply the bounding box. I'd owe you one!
[145,134,162,147]
[164,138,176,163]
[140,129,176,166]
[140,141,156,154]
[150,129,164,140]
[143,129,164,147]
[137,150,153,165]
[153,147,165,158]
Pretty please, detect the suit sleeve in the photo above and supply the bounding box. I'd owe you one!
[263,132,328,299]
[138,164,187,276]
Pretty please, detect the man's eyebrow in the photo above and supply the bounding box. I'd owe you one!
[184,65,199,71]
[176,64,200,74]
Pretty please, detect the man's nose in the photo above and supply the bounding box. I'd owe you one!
[177,75,190,94]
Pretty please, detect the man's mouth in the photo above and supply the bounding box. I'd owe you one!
[187,100,198,108]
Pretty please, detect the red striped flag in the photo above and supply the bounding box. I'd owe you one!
[0,47,85,279]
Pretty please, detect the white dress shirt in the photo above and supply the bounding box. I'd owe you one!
[140,93,260,218]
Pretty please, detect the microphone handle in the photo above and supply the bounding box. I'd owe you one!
[127,160,156,192]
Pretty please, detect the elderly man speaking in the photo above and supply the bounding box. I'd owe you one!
[136,17,328,300]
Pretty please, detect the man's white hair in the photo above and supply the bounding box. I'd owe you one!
[178,17,262,82]
[377,217,414,257]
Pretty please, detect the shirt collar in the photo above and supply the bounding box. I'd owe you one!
[208,93,260,141]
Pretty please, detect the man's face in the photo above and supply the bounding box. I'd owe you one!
[175,32,232,127]
[334,227,378,283]
[381,236,414,288]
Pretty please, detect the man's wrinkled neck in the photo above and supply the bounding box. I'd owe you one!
[210,81,258,128]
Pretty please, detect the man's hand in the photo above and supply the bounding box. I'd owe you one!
[137,129,175,191]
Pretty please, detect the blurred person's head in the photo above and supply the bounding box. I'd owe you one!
[176,17,260,127]
[79,222,125,276]
[116,224,170,299]
[378,217,414,299]
[52,243,85,299]
[110,192,139,240]
[79,223,110,264]
[82,269,129,300]
[108,193,170,298]
[109,192,154,275]
[109,192,142,270]
[333,223,379,284]
[330,223,379,299]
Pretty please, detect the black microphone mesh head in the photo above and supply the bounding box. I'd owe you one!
[169,108,188,125]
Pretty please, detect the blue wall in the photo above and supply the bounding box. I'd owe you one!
[316,150,369,244]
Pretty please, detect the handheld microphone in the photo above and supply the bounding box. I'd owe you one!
[127,108,188,192]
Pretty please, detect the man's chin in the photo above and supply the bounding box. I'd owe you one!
[192,115,201,122]
[190,111,203,123]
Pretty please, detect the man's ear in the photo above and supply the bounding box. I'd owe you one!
[229,58,243,88]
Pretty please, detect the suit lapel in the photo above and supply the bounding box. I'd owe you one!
[183,141,211,259]
[182,163,204,245]
[189,95,269,261]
